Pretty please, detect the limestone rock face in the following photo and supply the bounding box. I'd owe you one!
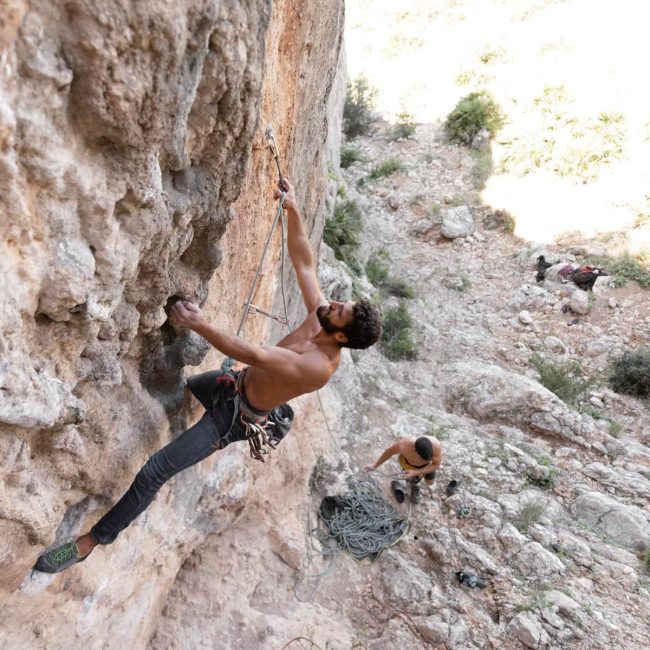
[571,491,650,550]
[441,361,600,446]
[0,0,344,646]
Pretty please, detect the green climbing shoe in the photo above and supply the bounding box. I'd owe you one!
[34,541,88,573]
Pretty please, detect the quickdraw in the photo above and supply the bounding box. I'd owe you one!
[246,303,288,326]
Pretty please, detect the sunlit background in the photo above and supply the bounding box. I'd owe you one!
[345,0,650,251]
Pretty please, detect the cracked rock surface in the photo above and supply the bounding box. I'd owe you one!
[1,0,345,647]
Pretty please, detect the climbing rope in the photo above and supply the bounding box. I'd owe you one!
[294,474,410,602]
[220,127,288,373]
[280,637,324,650]
[222,127,411,600]
[232,191,286,338]
[267,125,291,333]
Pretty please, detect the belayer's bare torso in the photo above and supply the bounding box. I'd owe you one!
[243,305,339,410]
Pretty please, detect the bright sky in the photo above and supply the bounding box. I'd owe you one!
[345,0,650,249]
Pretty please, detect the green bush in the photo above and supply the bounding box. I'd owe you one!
[526,463,558,490]
[369,157,405,180]
[323,200,364,274]
[608,257,650,288]
[471,149,493,189]
[579,405,622,437]
[386,110,416,141]
[444,91,504,146]
[530,354,592,405]
[381,301,417,361]
[515,500,546,534]
[366,249,415,298]
[343,75,378,139]
[584,254,650,288]
[340,147,364,169]
[608,347,650,398]
[383,278,415,299]
[482,209,515,233]
[444,273,471,292]
[427,426,449,441]
[643,547,650,573]
[366,249,390,286]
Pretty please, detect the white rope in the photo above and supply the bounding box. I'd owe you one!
[224,129,410,601]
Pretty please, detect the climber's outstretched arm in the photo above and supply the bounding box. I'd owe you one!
[274,179,326,313]
[171,301,327,383]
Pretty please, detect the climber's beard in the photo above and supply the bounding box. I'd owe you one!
[316,305,341,335]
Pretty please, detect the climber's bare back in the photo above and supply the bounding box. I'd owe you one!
[243,305,339,410]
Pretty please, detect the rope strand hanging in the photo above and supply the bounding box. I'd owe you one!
[220,126,289,373]
[219,127,410,602]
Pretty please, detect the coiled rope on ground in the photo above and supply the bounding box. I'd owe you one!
[318,474,409,560]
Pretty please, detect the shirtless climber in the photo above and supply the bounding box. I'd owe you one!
[35,179,382,573]
[365,436,442,504]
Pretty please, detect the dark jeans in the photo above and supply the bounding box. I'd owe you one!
[90,371,239,545]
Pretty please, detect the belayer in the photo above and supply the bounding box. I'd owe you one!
[365,435,443,504]
[35,178,382,573]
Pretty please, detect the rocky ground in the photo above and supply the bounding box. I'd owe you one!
[323,123,650,648]
[150,121,650,649]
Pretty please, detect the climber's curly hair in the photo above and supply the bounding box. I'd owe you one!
[341,299,382,350]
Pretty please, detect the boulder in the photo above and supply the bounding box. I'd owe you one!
[416,616,450,645]
[569,289,590,315]
[582,463,650,499]
[441,206,474,239]
[377,553,441,611]
[441,361,596,444]
[513,541,566,577]
[509,284,551,311]
[523,249,560,267]
[570,491,650,549]
[544,336,567,353]
[518,310,534,325]
[506,612,551,648]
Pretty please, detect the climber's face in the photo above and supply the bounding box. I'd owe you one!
[316,300,354,334]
